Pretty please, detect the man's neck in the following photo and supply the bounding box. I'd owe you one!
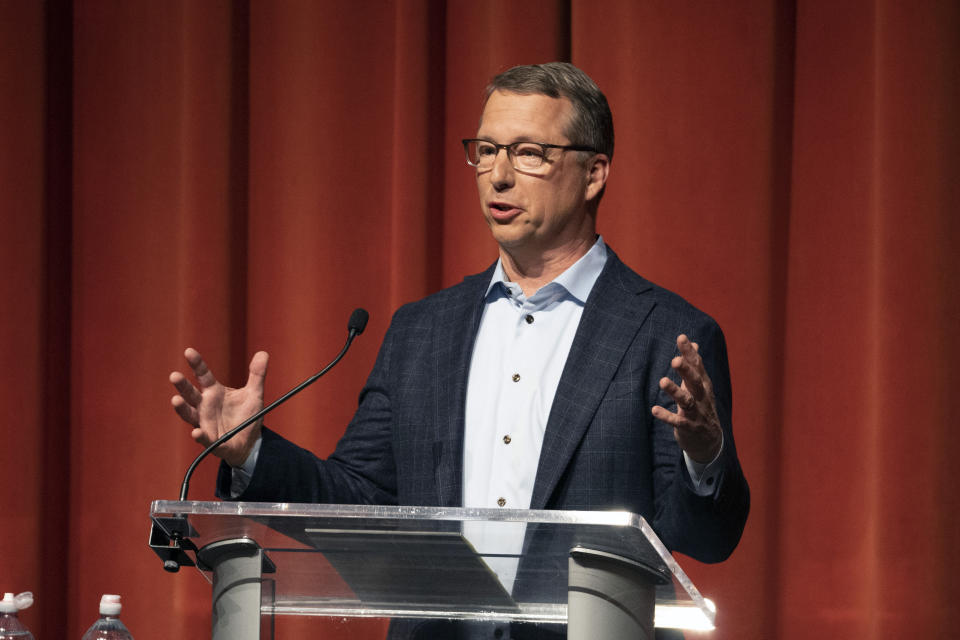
[499,235,597,297]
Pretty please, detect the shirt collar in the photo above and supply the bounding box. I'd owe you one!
[485,236,608,303]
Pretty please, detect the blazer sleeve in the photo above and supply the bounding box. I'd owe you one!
[215,314,402,506]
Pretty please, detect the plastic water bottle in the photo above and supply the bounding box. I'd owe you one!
[0,592,35,639]
[81,594,134,640]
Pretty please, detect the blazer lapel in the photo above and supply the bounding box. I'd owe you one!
[530,251,656,510]
[432,267,494,507]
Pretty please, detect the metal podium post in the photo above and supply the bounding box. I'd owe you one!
[567,546,657,640]
[197,538,272,640]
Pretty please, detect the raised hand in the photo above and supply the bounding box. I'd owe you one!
[169,348,269,467]
[651,335,723,463]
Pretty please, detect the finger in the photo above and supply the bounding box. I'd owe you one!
[171,395,199,426]
[184,347,219,389]
[677,336,708,378]
[676,334,703,368]
[245,351,269,395]
[659,375,681,397]
[651,405,692,429]
[658,376,698,415]
[190,426,211,447]
[652,406,707,441]
[672,358,705,401]
[673,336,706,399]
[677,335,703,372]
[688,341,713,394]
[169,370,203,407]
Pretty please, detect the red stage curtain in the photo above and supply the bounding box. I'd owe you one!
[1,1,956,638]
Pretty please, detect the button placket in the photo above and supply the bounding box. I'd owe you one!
[488,297,539,519]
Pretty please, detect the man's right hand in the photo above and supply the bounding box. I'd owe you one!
[169,348,269,468]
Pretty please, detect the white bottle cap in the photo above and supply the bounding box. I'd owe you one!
[99,594,122,616]
[0,592,34,612]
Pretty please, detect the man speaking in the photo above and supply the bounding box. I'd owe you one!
[170,62,749,638]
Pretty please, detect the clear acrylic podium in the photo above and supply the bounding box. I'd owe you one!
[149,501,716,639]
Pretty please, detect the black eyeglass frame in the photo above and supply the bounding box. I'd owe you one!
[461,138,599,170]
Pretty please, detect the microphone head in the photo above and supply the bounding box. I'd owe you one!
[348,308,369,335]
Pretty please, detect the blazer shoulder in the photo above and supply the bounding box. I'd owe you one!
[388,263,495,327]
[604,247,721,330]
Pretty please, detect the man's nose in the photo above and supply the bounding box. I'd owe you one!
[489,147,515,190]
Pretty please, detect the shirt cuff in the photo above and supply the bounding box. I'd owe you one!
[683,433,724,497]
[229,434,263,499]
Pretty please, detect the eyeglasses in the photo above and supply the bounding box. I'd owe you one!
[461,139,597,172]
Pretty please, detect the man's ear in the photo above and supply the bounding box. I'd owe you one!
[584,154,610,202]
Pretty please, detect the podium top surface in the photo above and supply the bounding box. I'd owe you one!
[150,500,716,630]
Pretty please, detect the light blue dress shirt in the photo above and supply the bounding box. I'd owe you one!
[462,237,610,511]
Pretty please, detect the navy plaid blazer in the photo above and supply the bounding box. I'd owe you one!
[221,246,749,563]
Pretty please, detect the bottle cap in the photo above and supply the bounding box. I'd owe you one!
[99,594,122,616]
[0,592,34,613]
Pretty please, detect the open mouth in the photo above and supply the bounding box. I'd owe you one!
[489,201,520,213]
[488,202,521,222]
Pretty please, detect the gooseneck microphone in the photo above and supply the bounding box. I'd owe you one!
[178,308,369,501]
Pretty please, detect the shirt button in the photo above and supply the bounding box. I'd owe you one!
[497,497,506,507]
[503,435,512,444]
[511,373,520,382]
[525,314,534,324]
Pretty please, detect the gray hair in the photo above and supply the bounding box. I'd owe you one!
[484,62,614,160]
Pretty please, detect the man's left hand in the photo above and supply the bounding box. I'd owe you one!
[651,334,723,463]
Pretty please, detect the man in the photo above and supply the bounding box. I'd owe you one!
[171,62,749,637]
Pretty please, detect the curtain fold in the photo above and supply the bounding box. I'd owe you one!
[1,1,956,637]
[780,2,959,637]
